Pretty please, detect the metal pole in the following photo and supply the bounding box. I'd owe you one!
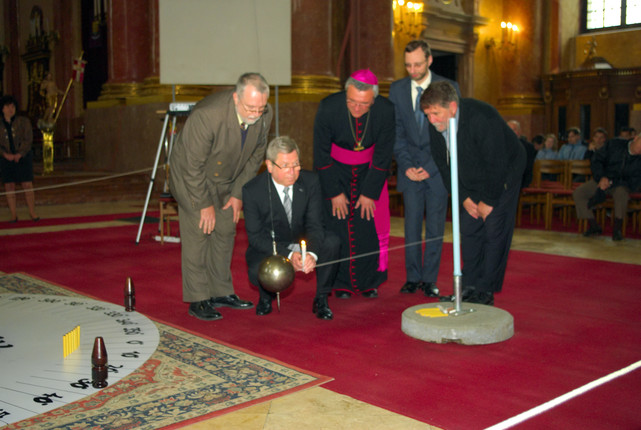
[135,112,170,244]
[448,117,463,313]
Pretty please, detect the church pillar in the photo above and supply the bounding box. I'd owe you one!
[496,0,545,136]
[352,0,395,89]
[497,0,544,110]
[99,0,152,99]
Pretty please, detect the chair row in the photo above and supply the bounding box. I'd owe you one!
[517,160,641,235]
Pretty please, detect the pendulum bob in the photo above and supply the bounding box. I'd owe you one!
[258,255,295,311]
[91,336,109,388]
[124,277,135,312]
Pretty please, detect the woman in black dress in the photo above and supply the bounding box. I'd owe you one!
[1,95,39,222]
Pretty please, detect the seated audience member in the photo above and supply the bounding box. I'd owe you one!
[531,134,545,152]
[573,135,641,241]
[558,127,587,160]
[243,136,339,320]
[584,127,608,160]
[535,134,559,160]
[507,120,536,188]
[619,127,636,141]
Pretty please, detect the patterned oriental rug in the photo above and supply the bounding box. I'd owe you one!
[0,273,331,430]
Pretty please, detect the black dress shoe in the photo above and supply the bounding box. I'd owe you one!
[400,281,420,294]
[361,289,378,298]
[188,300,223,321]
[255,298,272,316]
[334,290,351,299]
[9,218,18,223]
[312,296,333,320]
[583,224,602,237]
[422,282,440,298]
[210,294,254,309]
[612,230,623,241]
[466,291,494,306]
[31,216,40,222]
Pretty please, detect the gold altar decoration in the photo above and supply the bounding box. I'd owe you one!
[37,51,85,175]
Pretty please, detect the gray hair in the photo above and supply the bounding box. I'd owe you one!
[421,81,459,110]
[344,77,379,98]
[236,72,270,98]
[266,136,300,162]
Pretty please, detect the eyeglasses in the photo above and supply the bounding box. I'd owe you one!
[346,99,373,108]
[272,161,301,170]
[239,100,267,114]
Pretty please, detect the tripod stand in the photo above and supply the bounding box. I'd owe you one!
[135,102,195,244]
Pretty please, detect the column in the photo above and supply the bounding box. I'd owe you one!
[99,0,152,99]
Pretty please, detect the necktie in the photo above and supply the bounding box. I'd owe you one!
[415,87,424,130]
[240,122,248,148]
[283,187,292,225]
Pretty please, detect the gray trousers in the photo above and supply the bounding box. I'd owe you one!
[573,179,630,220]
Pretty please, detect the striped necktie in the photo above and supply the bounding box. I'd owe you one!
[283,186,292,225]
[415,87,424,130]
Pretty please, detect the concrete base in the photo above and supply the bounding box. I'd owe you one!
[402,302,514,345]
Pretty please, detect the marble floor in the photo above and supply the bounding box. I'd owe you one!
[2,201,640,429]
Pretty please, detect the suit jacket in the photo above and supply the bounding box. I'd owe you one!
[389,73,460,193]
[591,138,641,191]
[243,170,327,279]
[0,116,33,157]
[169,89,273,212]
[429,98,526,207]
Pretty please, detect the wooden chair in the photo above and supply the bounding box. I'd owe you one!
[159,195,179,244]
[546,160,592,231]
[517,160,565,228]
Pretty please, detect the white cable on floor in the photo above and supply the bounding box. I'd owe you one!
[484,359,641,430]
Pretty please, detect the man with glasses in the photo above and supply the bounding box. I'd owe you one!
[243,136,339,319]
[170,72,273,321]
[313,69,395,299]
[389,39,460,299]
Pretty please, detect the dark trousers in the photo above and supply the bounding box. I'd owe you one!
[252,232,340,301]
[460,180,520,294]
[402,177,448,283]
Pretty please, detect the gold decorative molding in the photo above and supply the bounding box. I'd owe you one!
[497,94,544,110]
[98,82,144,100]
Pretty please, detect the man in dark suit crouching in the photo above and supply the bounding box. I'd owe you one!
[243,136,339,319]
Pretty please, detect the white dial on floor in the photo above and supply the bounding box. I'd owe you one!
[0,294,159,426]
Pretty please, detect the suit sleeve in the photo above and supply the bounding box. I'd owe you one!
[175,107,217,210]
[299,172,327,256]
[390,85,414,178]
[242,177,292,258]
[466,112,512,206]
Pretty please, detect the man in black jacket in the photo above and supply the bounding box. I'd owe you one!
[421,81,526,305]
[243,136,339,319]
[573,135,641,241]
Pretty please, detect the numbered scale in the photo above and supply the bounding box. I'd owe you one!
[0,294,159,426]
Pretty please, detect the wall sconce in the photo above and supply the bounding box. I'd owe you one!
[393,0,425,39]
[485,21,520,50]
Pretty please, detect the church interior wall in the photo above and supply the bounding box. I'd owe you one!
[2,0,640,174]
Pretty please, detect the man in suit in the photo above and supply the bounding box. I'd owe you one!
[421,81,525,305]
[389,40,460,298]
[170,73,273,321]
[243,136,339,319]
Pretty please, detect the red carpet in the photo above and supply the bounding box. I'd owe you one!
[2,223,641,429]
[0,212,150,230]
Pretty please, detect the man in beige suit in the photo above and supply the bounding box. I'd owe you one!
[170,73,273,320]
